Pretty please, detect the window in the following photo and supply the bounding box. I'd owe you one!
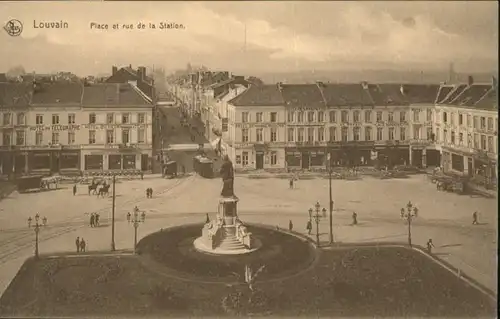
[427,127,432,141]
[487,136,494,152]
[318,111,324,122]
[68,131,75,145]
[270,128,277,142]
[377,128,383,141]
[329,127,336,141]
[256,112,263,123]
[242,152,249,166]
[106,130,114,144]
[138,128,145,143]
[138,113,145,124]
[297,112,304,123]
[413,127,420,140]
[270,152,277,165]
[2,113,11,125]
[52,114,59,125]
[487,118,493,130]
[242,112,249,123]
[365,127,372,141]
[329,111,336,123]
[365,110,372,123]
[297,128,304,142]
[388,112,394,122]
[480,117,486,129]
[307,111,315,122]
[106,113,114,124]
[459,114,463,125]
[89,130,96,144]
[481,135,486,150]
[307,127,314,142]
[256,128,263,142]
[68,113,75,124]
[317,128,324,141]
[15,131,25,145]
[376,111,383,122]
[459,132,463,145]
[401,127,406,141]
[467,115,472,127]
[450,113,455,125]
[341,127,348,141]
[35,132,43,145]
[353,127,360,141]
[443,129,448,144]
[242,129,249,142]
[399,111,406,122]
[2,132,11,145]
[353,111,360,123]
[451,131,455,144]
[122,129,130,144]
[436,129,440,142]
[17,113,25,125]
[122,113,130,124]
[51,132,59,144]
[341,111,348,123]
[287,111,294,122]
[36,114,43,125]
[270,112,277,123]
[427,109,432,122]
[442,112,447,123]
[474,134,479,149]
[467,133,472,147]
[287,128,294,142]
[413,109,420,122]
[473,116,478,129]
[388,127,394,140]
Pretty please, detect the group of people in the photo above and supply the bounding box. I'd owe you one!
[146,188,154,199]
[75,237,87,253]
[89,213,100,227]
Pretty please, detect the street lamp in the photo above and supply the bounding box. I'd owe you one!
[326,153,334,244]
[130,206,146,253]
[401,201,418,246]
[310,202,325,247]
[28,213,45,259]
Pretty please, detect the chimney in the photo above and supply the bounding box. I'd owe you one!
[112,66,118,76]
[468,75,474,86]
[137,66,146,81]
[277,82,283,91]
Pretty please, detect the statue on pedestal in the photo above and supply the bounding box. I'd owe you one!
[220,155,236,198]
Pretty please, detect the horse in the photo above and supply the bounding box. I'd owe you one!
[88,183,100,195]
[98,184,110,198]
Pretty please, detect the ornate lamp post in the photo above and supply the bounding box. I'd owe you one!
[28,213,45,259]
[400,201,418,246]
[326,153,335,244]
[130,206,146,253]
[310,202,326,247]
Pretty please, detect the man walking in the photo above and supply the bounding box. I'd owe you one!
[472,211,479,225]
[352,212,358,225]
[90,213,95,228]
[80,238,86,253]
[73,184,77,196]
[426,239,435,254]
[306,220,312,235]
[289,220,293,231]
[289,178,294,189]
[95,213,100,227]
[75,237,80,253]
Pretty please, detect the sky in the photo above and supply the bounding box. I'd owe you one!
[0,1,498,76]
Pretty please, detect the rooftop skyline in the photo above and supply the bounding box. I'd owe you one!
[0,1,498,76]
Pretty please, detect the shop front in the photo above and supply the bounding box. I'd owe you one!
[377,143,409,168]
[285,146,326,170]
[329,141,376,167]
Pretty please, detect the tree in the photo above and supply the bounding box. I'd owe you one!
[6,65,26,79]
[247,76,264,86]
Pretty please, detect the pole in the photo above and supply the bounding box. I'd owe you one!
[35,226,39,258]
[315,216,320,247]
[134,223,138,253]
[111,175,116,251]
[328,165,334,244]
[407,214,412,246]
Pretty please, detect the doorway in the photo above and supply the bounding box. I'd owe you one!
[51,153,60,173]
[301,152,310,169]
[467,158,473,177]
[255,153,264,169]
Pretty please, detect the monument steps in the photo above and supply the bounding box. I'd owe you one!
[218,229,247,250]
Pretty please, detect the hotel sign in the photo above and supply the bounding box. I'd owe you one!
[29,124,150,131]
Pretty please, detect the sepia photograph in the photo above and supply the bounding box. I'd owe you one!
[0,1,497,317]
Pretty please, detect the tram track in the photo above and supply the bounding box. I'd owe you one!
[0,175,195,265]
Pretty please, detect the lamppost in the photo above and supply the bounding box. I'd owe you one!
[400,201,418,246]
[310,202,326,247]
[111,174,116,251]
[326,153,334,244]
[130,206,146,253]
[28,213,45,259]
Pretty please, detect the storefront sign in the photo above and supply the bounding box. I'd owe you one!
[29,124,150,131]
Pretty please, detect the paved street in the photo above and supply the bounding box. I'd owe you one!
[0,174,496,295]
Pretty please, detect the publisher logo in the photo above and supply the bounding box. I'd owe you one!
[4,19,23,37]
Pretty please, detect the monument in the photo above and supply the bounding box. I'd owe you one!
[194,155,262,255]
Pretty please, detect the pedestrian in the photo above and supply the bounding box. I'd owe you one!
[352,212,358,225]
[181,165,185,175]
[75,237,80,253]
[127,212,131,223]
[140,171,144,180]
[145,188,149,198]
[205,213,210,224]
[289,178,294,189]
[426,239,434,254]
[80,238,86,253]
[73,184,77,196]
[42,216,47,226]
[306,220,312,235]
[95,213,100,227]
[472,211,479,225]
[149,188,153,198]
[90,213,95,227]
[289,220,293,231]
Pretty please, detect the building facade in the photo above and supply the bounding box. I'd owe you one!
[0,81,153,176]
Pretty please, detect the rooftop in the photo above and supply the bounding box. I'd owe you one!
[229,84,284,107]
